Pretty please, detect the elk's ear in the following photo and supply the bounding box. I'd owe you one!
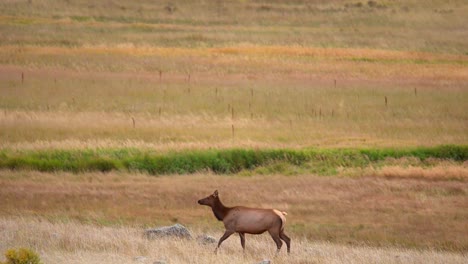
[213,190,218,197]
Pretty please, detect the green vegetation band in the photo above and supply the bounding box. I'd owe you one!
[0,145,466,175]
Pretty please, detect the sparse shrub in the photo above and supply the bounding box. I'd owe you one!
[257,5,272,12]
[86,158,117,172]
[1,248,41,264]
[345,2,363,8]
[164,3,176,13]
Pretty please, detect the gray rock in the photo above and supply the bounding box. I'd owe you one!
[257,260,271,264]
[145,223,192,239]
[153,261,166,264]
[196,234,217,245]
[133,256,147,262]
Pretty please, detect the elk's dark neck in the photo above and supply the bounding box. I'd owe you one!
[212,198,230,221]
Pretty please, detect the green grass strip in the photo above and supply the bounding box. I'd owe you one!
[0,145,466,175]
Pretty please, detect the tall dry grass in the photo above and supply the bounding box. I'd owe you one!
[1,217,466,264]
[1,64,466,148]
[1,0,467,53]
[1,0,467,149]
[1,171,467,251]
[1,2,467,263]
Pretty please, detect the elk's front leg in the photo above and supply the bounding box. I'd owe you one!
[239,232,246,252]
[215,230,235,254]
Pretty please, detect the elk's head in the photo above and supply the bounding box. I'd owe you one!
[198,190,219,207]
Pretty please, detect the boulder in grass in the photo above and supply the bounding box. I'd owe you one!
[145,223,192,239]
[196,234,217,245]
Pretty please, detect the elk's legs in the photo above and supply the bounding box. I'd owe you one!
[268,230,283,254]
[279,230,291,254]
[239,232,246,252]
[215,230,235,254]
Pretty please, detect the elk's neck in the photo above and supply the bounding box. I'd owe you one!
[212,198,230,221]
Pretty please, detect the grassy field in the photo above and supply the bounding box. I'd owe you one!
[1,216,467,264]
[1,172,467,253]
[1,66,467,148]
[1,0,468,263]
[1,0,467,53]
[0,0,467,148]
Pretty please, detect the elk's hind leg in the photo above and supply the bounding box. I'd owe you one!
[279,230,291,254]
[268,229,283,254]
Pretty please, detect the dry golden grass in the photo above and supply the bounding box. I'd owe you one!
[2,44,466,61]
[1,1,467,149]
[1,0,467,53]
[369,165,468,180]
[1,217,467,264]
[1,2,467,262]
[1,170,467,251]
[1,45,467,79]
[1,62,466,148]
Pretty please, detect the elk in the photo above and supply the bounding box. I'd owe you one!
[198,190,291,254]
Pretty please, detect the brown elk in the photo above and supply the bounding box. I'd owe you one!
[198,190,291,254]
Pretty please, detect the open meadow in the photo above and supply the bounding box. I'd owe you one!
[0,0,467,263]
[1,0,467,149]
[1,171,467,263]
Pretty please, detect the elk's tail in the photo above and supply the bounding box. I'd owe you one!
[273,209,287,231]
